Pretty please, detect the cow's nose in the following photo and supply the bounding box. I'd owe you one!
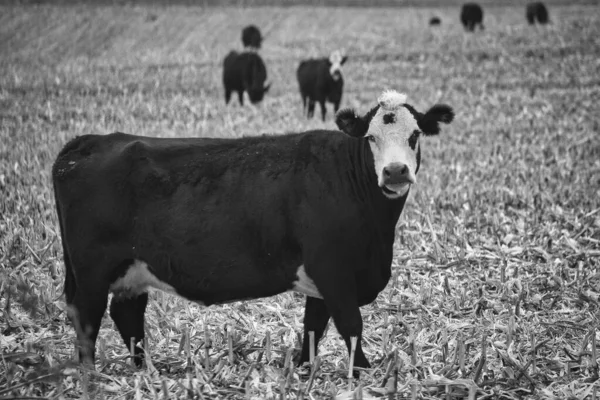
[383,163,412,184]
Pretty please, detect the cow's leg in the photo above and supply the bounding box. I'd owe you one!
[308,260,370,374]
[307,100,315,119]
[70,284,110,367]
[301,94,307,116]
[110,293,148,367]
[225,88,232,104]
[319,101,327,121]
[238,90,244,106]
[333,101,341,114]
[299,296,330,365]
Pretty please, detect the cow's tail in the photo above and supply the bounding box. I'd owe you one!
[52,161,77,305]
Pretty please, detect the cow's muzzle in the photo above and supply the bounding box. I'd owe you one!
[381,163,415,198]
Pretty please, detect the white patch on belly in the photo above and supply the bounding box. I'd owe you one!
[291,265,323,299]
[110,260,179,298]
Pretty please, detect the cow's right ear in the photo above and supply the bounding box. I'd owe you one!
[336,108,367,137]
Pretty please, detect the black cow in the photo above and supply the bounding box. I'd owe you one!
[460,3,484,32]
[242,25,263,49]
[52,90,454,374]
[223,51,270,105]
[297,50,347,121]
[526,2,549,25]
[429,17,441,26]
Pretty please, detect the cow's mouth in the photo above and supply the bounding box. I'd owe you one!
[381,183,410,198]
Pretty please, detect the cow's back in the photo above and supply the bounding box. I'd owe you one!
[223,51,243,90]
[297,59,328,98]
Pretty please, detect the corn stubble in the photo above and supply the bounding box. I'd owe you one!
[1,2,600,399]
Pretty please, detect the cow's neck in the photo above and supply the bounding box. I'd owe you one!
[348,137,407,240]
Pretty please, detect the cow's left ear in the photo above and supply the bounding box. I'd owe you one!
[420,104,454,136]
[341,55,348,65]
[336,105,380,138]
[336,108,366,137]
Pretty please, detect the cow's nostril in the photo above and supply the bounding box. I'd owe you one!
[383,163,411,184]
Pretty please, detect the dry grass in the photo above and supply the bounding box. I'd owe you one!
[1,3,600,399]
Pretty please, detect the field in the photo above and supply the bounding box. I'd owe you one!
[1,2,600,399]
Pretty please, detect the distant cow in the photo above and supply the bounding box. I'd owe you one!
[223,51,270,105]
[429,17,441,25]
[526,2,549,25]
[297,50,348,121]
[52,90,454,373]
[460,3,484,32]
[242,25,263,49]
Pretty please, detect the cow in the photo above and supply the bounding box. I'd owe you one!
[526,2,549,25]
[242,25,263,50]
[460,3,484,32]
[223,50,270,105]
[296,50,348,121]
[52,90,454,375]
[429,17,441,26]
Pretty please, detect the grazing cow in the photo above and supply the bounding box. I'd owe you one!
[429,17,441,26]
[52,90,454,373]
[296,50,348,121]
[223,50,270,105]
[460,3,484,32]
[526,2,549,25]
[242,25,263,49]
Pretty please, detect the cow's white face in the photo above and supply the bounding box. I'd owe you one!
[364,92,421,198]
[328,50,347,81]
[335,90,454,200]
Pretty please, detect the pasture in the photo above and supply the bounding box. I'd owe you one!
[1,2,600,399]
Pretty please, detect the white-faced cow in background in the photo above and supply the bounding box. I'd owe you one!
[52,90,454,374]
[223,50,271,105]
[297,50,348,121]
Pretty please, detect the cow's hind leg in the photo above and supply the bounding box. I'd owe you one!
[319,101,327,121]
[301,93,308,116]
[307,100,315,119]
[110,293,148,367]
[70,283,110,367]
[299,296,330,365]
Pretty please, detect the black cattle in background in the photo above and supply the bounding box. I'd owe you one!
[460,3,484,32]
[223,51,271,105]
[297,50,348,121]
[429,17,441,26]
[242,25,263,49]
[526,2,550,25]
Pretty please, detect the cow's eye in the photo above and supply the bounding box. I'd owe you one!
[408,130,420,150]
[366,135,376,142]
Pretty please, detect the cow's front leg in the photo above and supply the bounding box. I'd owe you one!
[299,296,330,365]
[329,300,369,371]
[307,263,370,373]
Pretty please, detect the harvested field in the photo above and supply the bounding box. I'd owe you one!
[1,2,599,399]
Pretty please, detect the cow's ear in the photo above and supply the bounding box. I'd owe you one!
[341,55,348,65]
[336,108,361,137]
[420,104,454,136]
[336,108,367,137]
